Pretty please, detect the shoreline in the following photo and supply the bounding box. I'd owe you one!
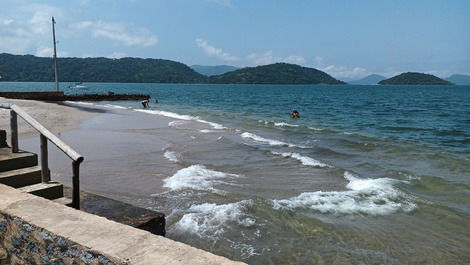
[0,97,98,139]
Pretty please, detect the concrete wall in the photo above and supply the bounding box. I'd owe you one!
[0,184,245,265]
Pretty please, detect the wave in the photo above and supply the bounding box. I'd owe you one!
[272,171,416,215]
[258,120,299,128]
[135,109,226,130]
[174,200,255,242]
[164,150,180,163]
[271,151,331,168]
[168,120,185,127]
[163,164,239,193]
[241,132,307,148]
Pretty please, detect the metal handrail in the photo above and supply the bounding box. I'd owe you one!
[0,103,83,209]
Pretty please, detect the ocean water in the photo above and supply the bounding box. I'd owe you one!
[1,82,469,264]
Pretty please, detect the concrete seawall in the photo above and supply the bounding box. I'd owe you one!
[0,184,245,265]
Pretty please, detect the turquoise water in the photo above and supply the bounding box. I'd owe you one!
[1,82,469,264]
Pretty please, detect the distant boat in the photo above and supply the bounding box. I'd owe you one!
[69,82,88,89]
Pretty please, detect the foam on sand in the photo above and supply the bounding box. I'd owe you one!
[135,109,226,130]
[163,165,239,192]
[271,151,331,168]
[174,200,255,241]
[272,171,416,215]
[241,132,307,148]
[164,150,180,163]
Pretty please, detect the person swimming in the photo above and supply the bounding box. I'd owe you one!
[290,109,300,118]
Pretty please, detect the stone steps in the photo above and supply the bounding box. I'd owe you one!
[0,147,38,172]
[0,165,42,188]
[19,182,64,200]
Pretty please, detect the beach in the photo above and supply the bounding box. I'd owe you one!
[0,97,97,138]
[3,82,469,265]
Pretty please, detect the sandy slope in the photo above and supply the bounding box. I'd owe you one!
[0,97,96,139]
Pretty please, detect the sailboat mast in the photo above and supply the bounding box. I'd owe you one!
[52,17,59,91]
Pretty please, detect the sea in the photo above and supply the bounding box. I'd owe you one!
[1,82,469,264]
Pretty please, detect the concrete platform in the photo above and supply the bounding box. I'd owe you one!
[0,183,245,265]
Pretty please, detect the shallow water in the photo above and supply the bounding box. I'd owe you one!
[3,82,469,264]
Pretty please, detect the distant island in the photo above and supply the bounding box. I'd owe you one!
[445,74,470,85]
[379,72,454,85]
[190,65,239,76]
[349,74,386,85]
[0,53,344,85]
[209,63,345,84]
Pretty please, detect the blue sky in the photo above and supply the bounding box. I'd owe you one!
[1,0,469,79]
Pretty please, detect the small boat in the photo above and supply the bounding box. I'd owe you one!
[69,82,87,89]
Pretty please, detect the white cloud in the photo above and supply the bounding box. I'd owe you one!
[35,47,68,57]
[246,50,306,66]
[70,20,158,47]
[107,52,128,59]
[195,38,240,62]
[313,56,369,79]
[0,4,64,55]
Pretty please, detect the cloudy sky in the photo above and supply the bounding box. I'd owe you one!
[1,0,469,79]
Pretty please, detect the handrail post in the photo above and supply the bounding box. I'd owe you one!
[40,134,50,182]
[10,110,18,153]
[72,161,81,210]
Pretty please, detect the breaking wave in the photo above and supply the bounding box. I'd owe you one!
[164,150,180,163]
[135,109,226,130]
[174,200,255,241]
[241,132,307,148]
[271,151,331,168]
[163,165,239,193]
[272,171,416,215]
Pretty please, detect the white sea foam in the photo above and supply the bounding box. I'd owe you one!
[65,101,95,106]
[164,151,180,163]
[241,132,307,148]
[135,109,226,130]
[271,151,330,168]
[272,171,416,215]
[174,200,255,241]
[308,126,324,131]
[199,129,218,133]
[102,104,128,109]
[168,120,185,127]
[163,165,239,192]
[274,122,299,127]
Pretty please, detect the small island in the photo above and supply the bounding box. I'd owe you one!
[379,72,454,85]
[208,63,346,85]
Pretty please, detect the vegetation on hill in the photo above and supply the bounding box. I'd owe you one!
[208,63,345,84]
[379,72,454,85]
[0,53,205,83]
[190,65,239,76]
[445,74,470,85]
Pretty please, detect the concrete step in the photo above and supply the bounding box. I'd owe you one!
[52,197,73,207]
[19,182,63,200]
[0,130,8,148]
[0,166,42,188]
[0,147,38,172]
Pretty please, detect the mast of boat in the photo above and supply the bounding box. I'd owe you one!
[52,17,59,91]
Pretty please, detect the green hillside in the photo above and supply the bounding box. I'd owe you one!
[379,72,454,85]
[208,63,345,84]
[0,53,205,83]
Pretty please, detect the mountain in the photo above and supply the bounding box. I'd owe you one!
[445,74,470,85]
[0,53,205,83]
[378,72,454,85]
[349,74,386,85]
[208,63,345,84]
[191,65,239,76]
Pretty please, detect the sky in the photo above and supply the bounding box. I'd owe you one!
[1,0,469,79]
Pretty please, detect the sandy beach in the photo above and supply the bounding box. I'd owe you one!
[0,97,97,138]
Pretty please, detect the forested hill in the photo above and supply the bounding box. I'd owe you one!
[0,53,205,83]
[208,63,345,84]
[379,72,454,85]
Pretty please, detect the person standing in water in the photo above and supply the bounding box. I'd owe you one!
[290,109,300,118]
[141,99,150,108]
